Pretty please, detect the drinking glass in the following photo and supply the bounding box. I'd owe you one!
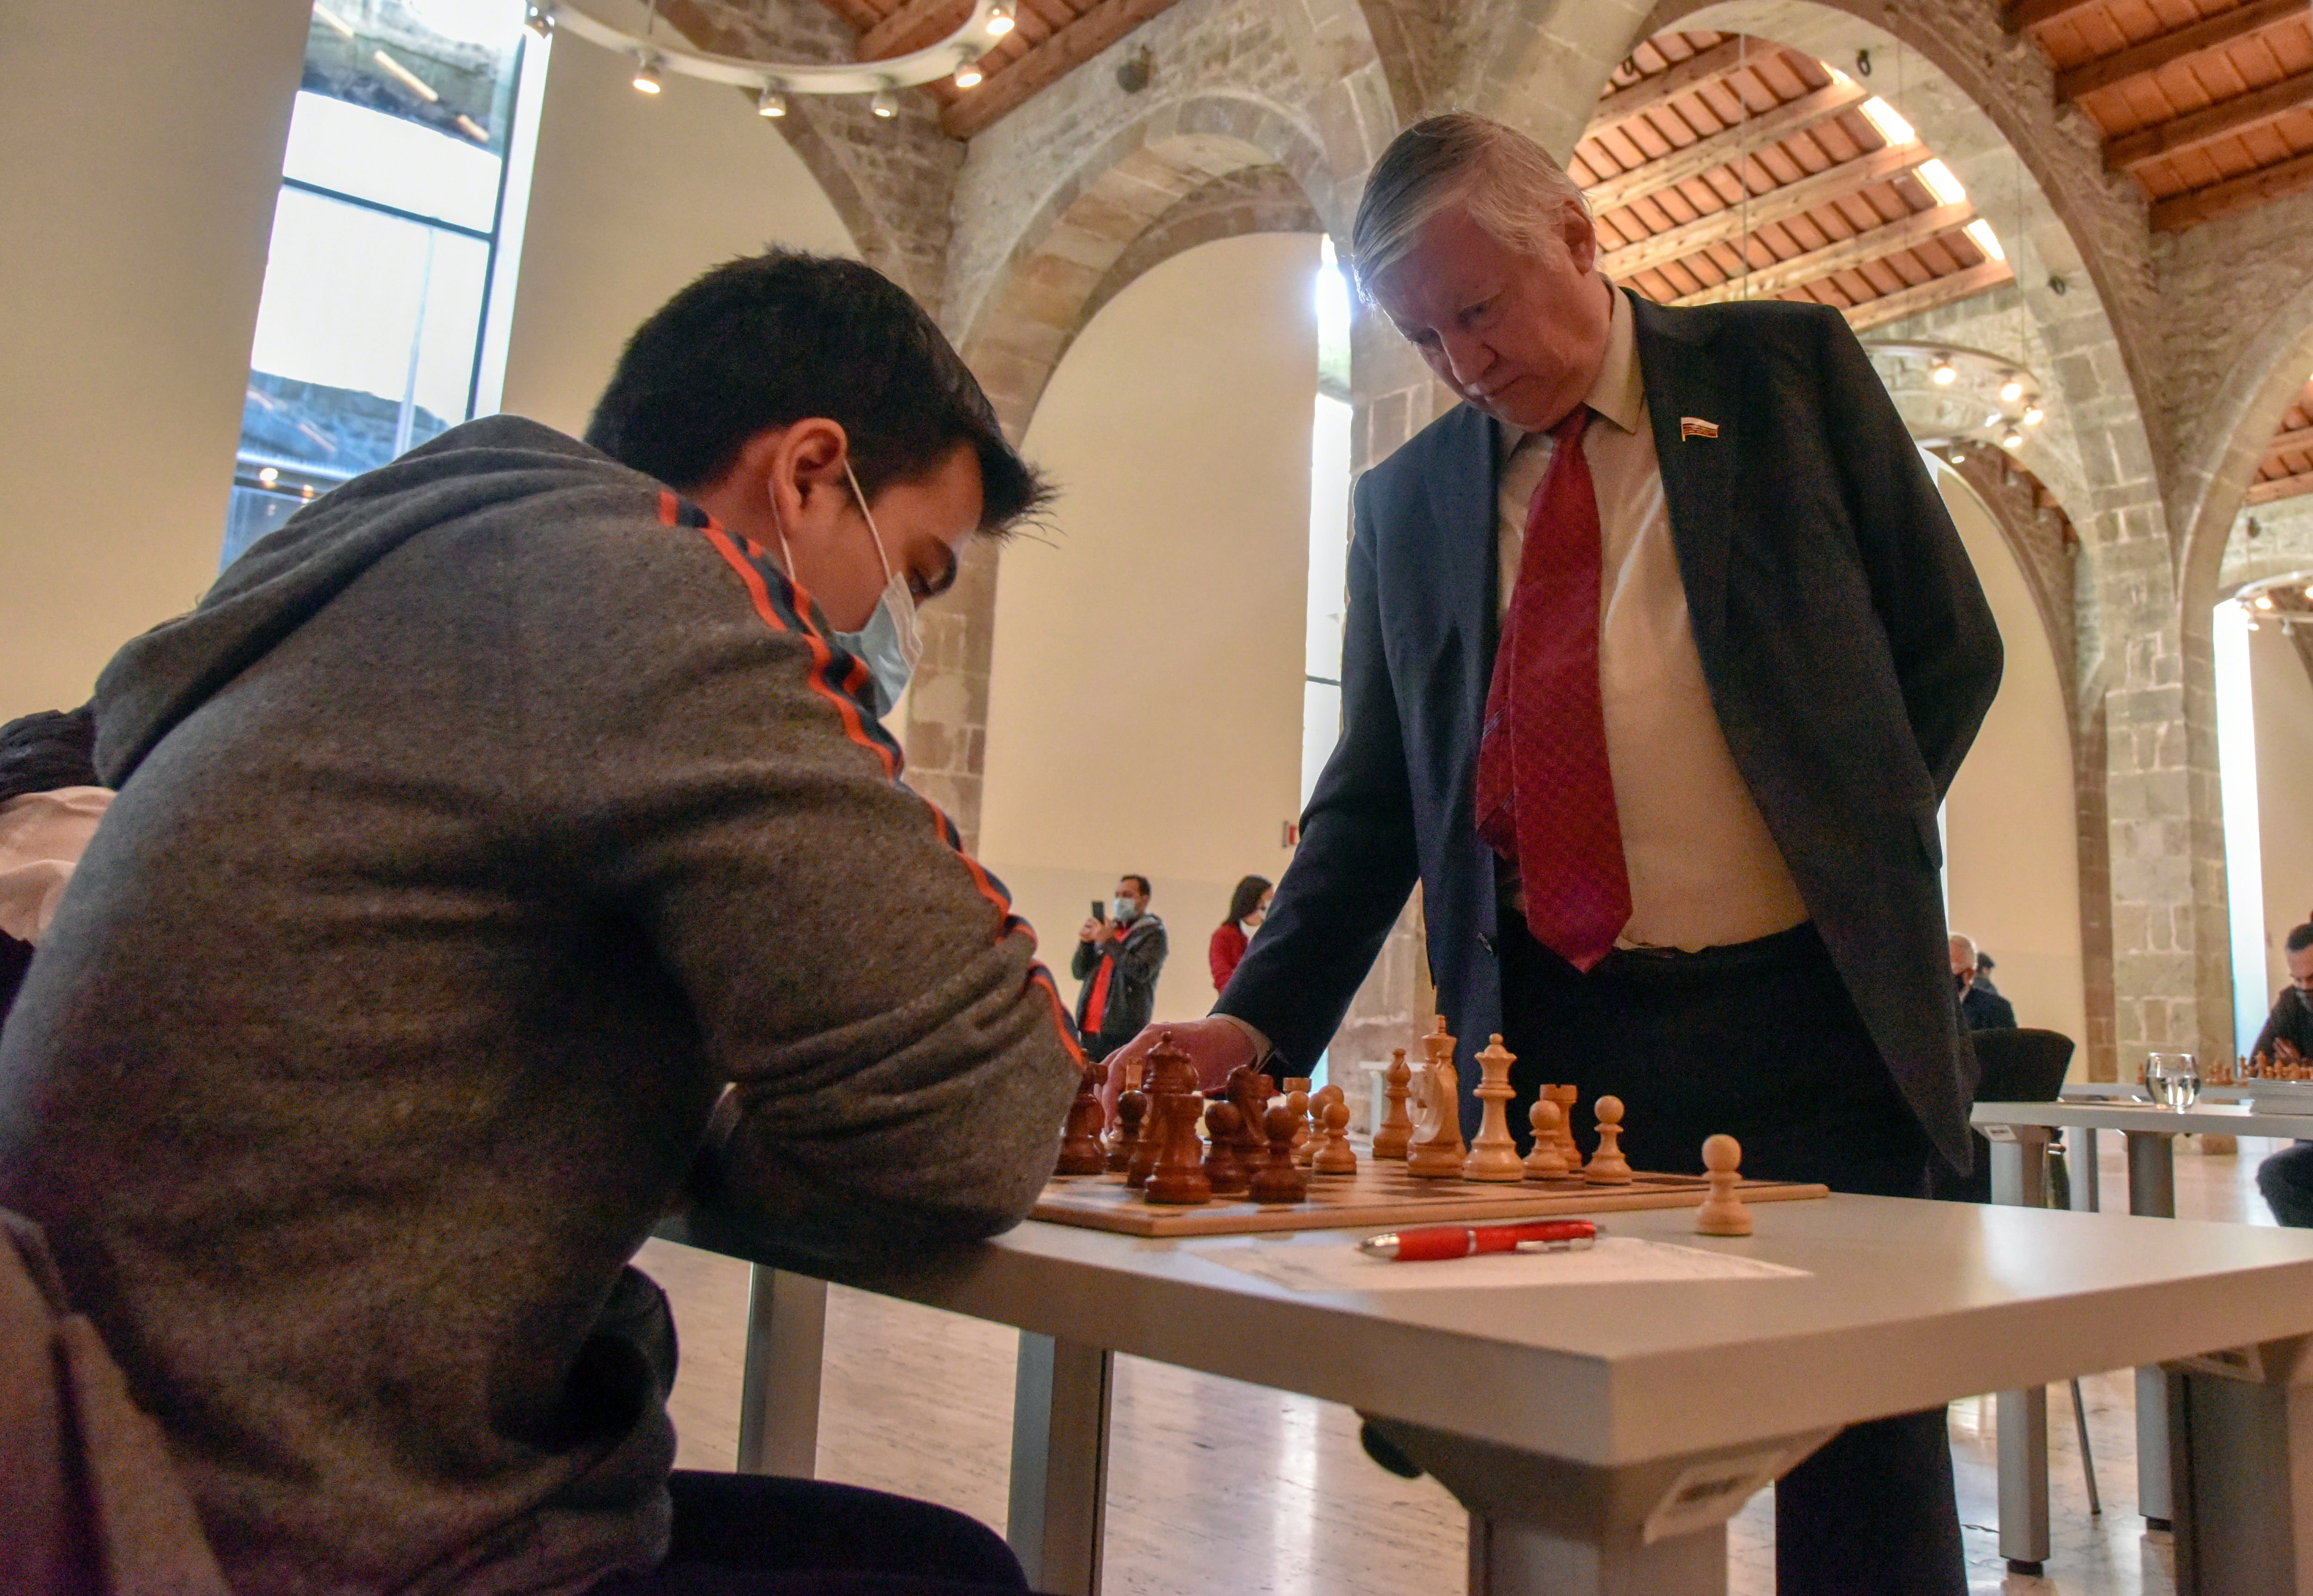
[2147,1052,2201,1110]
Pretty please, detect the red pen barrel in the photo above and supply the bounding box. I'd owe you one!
[1390,1227,1475,1262]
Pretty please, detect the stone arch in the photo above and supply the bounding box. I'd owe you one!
[2175,284,2313,623]
[951,92,1339,438]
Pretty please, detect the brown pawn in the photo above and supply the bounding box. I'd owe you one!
[1285,1089,1315,1167]
[1372,1049,1414,1159]
[1584,1095,1633,1185]
[1145,1084,1213,1205]
[1202,1102,1251,1195]
[1694,1134,1754,1236]
[1110,1088,1147,1177]
[1302,1084,1346,1168]
[1054,1064,1108,1175]
[1523,1099,1570,1179]
[1249,1103,1309,1204]
[1313,1099,1358,1174]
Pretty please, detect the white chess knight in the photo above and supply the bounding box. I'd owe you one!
[1407,1060,1451,1144]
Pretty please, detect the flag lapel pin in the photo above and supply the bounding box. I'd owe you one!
[1680,416,1720,441]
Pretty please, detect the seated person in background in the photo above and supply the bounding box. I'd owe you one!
[2254,916,2313,1226]
[1951,932,2016,1031]
[0,705,109,1023]
[1208,874,1272,992]
[0,251,1083,1596]
[1075,873,1166,1058]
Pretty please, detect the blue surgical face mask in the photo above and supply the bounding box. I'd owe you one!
[776,461,922,718]
[1111,895,1139,924]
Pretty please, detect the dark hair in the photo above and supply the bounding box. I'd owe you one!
[585,250,1051,532]
[2289,917,2313,955]
[1121,875,1152,899]
[1225,875,1272,926]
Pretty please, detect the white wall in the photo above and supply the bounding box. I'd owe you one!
[0,0,310,719]
[2252,626,2313,998]
[498,33,856,436]
[979,234,1318,1028]
[1935,462,2090,1053]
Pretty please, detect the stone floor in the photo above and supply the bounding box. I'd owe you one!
[634,1132,2288,1596]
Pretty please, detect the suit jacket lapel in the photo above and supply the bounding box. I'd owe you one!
[1421,402,1503,683]
[1630,296,1734,668]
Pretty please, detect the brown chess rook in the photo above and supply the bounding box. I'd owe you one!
[1373,1048,1414,1160]
[1054,1063,1109,1176]
[1313,1099,1358,1175]
[1544,1084,1579,1167]
[1694,1134,1754,1236]
[1461,1033,1524,1182]
[1248,1103,1309,1204]
[1202,1102,1251,1195]
[1584,1095,1633,1185]
[1523,1099,1570,1179]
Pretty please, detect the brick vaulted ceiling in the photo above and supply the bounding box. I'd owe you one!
[814,0,1186,138]
[1578,31,2013,333]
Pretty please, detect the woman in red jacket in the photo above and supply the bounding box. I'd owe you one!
[1209,875,1273,993]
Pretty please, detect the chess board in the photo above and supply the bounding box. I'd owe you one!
[1032,1162,1829,1239]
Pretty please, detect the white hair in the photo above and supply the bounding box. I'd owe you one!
[1349,113,1592,302]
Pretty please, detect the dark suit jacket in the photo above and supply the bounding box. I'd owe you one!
[1217,290,2002,1170]
[1961,983,2018,1032]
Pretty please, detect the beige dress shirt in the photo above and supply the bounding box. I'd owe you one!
[1493,283,1807,952]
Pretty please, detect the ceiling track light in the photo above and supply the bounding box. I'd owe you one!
[2022,405,2045,426]
[870,86,898,117]
[1930,355,1957,386]
[954,61,984,88]
[756,83,787,116]
[524,2,555,37]
[2001,430,2025,450]
[1999,375,2024,403]
[632,53,663,93]
[987,1,1016,36]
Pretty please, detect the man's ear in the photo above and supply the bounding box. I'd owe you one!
[760,419,852,527]
[1563,201,1599,275]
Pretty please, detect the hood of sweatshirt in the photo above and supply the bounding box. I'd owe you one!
[93,416,649,787]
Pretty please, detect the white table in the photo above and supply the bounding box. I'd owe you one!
[1972,1098,2313,1571]
[663,1193,2313,1596]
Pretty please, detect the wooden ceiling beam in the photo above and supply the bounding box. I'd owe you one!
[1672,201,1975,306]
[2056,0,2309,103]
[941,0,1181,138]
[2266,422,2313,461]
[1586,38,1757,136]
[1585,80,1869,215]
[2151,145,2313,230]
[2248,467,2313,505]
[858,0,973,61]
[1598,140,1923,280]
[2005,0,2106,35]
[1843,260,2014,332]
[2107,67,2313,172]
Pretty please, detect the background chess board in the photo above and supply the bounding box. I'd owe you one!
[1033,1164,1829,1238]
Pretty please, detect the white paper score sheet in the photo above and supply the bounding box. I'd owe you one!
[1194,1233,1810,1293]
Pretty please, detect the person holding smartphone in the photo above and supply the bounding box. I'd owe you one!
[1074,874,1166,1058]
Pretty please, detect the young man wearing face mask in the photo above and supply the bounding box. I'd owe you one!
[1074,875,1167,1059]
[0,252,1085,1596]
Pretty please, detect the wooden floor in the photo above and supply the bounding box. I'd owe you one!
[634,1133,2288,1596]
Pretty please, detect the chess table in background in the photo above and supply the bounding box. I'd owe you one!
[1032,1164,1827,1237]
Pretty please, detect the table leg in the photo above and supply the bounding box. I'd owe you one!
[736,1266,826,1477]
[1986,1125,2054,1569]
[1368,1415,1832,1596]
[2126,1131,2178,1528]
[1469,1516,1727,1596]
[2168,1335,2313,1595]
[1006,1332,1112,1596]
[2072,1126,2101,1212]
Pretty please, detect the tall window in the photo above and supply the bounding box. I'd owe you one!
[225,0,544,567]
[1304,237,1354,807]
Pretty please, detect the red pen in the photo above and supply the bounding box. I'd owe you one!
[1358,1219,1599,1261]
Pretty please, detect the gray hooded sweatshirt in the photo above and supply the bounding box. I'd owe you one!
[0,416,1083,1595]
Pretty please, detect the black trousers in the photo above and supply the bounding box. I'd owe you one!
[1497,918,1967,1596]
[592,1472,1033,1596]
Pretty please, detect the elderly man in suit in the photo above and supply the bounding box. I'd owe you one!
[1110,114,2001,1592]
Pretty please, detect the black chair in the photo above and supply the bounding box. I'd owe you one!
[1935,1027,2077,1204]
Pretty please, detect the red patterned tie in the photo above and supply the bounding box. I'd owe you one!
[1472,407,1631,972]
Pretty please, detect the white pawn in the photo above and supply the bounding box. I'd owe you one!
[1694,1134,1753,1236]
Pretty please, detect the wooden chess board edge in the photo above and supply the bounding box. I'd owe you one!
[1029,1178,1831,1238]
